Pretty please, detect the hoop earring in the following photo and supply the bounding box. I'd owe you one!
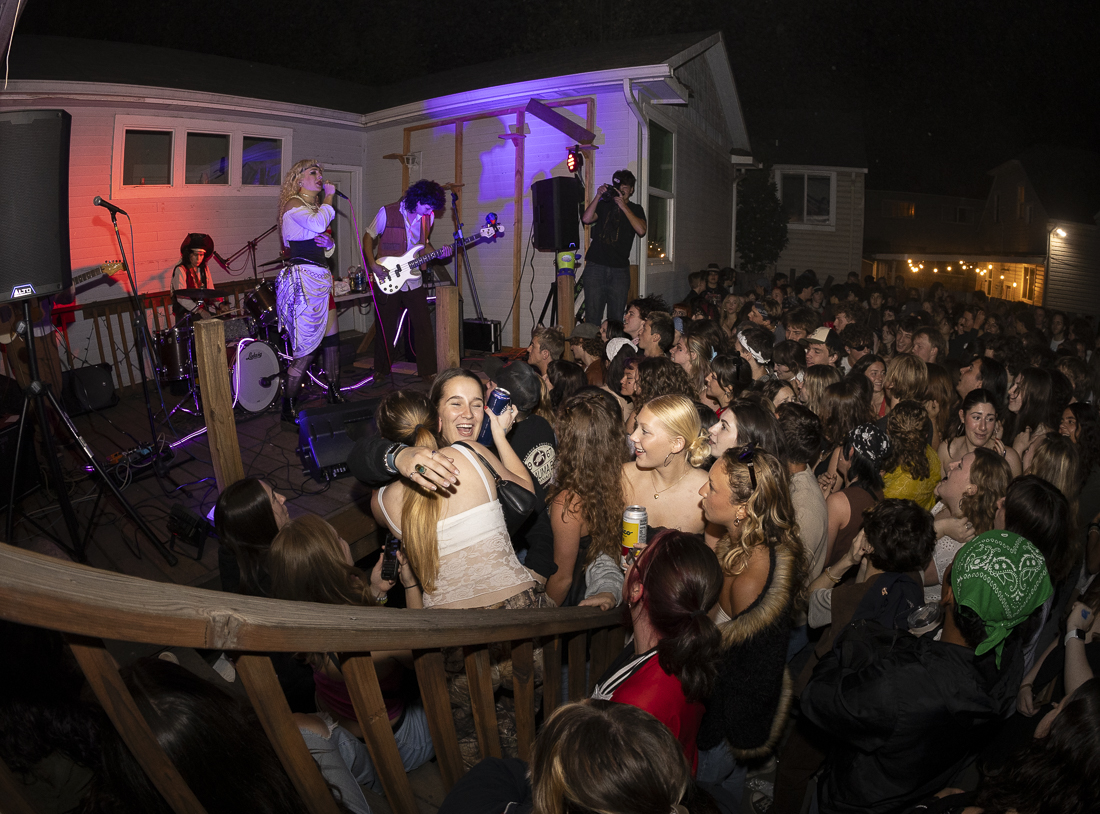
[663,451,675,467]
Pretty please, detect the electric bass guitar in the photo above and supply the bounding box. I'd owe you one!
[373,214,504,295]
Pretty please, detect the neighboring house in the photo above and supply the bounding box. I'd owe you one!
[1,31,750,386]
[746,110,867,284]
[864,146,1100,312]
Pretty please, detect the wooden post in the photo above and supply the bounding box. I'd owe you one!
[193,320,244,491]
[557,268,575,340]
[435,285,461,370]
[512,110,526,349]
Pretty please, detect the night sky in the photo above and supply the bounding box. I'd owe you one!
[15,0,1100,198]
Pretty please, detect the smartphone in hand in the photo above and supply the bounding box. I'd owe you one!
[380,535,401,582]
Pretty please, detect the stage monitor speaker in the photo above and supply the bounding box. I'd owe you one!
[62,364,119,415]
[464,318,502,354]
[0,110,73,305]
[531,176,581,252]
[0,423,43,511]
[297,399,380,482]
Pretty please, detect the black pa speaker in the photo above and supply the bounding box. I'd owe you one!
[297,399,380,482]
[531,176,581,252]
[62,364,119,415]
[0,110,73,305]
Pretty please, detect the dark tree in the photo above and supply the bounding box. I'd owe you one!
[736,167,788,277]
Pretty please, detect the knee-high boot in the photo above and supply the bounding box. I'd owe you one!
[321,334,345,404]
[281,353,313,425]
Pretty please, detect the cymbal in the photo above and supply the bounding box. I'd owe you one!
[258,258,287,268]
[175,288,223,299]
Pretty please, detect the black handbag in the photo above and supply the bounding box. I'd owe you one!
[453,442,538,529]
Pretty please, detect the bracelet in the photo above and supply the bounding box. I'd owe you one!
[402,582,420,591]
[1088,522,1100,536]
[374,593,389,606]
[1019,682,1032,691]
[823,566,842,584]
[1065,628,1086,646]
[384,443,406,476]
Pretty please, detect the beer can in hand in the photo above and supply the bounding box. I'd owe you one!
[476,387,511,448]
[622,505,648,568]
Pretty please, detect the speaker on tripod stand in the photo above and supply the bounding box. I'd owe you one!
[531,176,582,252]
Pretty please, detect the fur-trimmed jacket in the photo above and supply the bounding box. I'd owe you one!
[696,542,799,759]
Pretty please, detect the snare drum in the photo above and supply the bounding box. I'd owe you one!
[230,340,282,412]
[244,280,278,326]
[154,326,194,381]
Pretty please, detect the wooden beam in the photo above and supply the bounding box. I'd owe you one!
[434,284,461,370]
[193,320,244,491]
[525,99,597,145]
[236,655,344,814]
[455,121,464,300]
[512,110,525,349]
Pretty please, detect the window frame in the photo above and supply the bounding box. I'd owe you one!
[111,115,293,199]
[645,114,675,265]
[774,168,837,231]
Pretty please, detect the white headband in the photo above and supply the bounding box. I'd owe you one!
[738,331,766,365]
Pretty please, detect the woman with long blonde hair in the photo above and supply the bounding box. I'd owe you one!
[370,376,539,609]
[624,394,713,536]
[696,444,807,793]
[275,159,342,423]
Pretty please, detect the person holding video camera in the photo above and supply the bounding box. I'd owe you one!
[580,169,646,327]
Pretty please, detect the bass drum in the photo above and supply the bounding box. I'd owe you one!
[230,340,282,412]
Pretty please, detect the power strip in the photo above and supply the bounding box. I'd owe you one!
[107,446,155,466]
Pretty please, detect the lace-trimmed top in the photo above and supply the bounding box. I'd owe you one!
[378,445,535,609]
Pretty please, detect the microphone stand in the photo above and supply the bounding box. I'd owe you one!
[341,192,395,389]
[215,223,279,282]
[108,211,174,479]
[450,189,486,320]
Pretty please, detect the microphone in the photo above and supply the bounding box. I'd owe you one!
[93,196,128,216]
[333,189,349,200]
[212,251,228,269]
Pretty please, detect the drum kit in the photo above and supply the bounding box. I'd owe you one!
[155,273,287,416]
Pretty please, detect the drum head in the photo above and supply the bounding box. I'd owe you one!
[230,340,282,412]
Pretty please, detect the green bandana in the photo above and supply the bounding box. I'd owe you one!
[951,530,1052,666]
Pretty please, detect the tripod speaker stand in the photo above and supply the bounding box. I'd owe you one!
[3,299,176,565]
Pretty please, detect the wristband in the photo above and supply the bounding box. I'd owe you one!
[384,442,406,476]
[402,582,421,590]
[1088,522,1100,537]
[823,566,842,584]
[1065,628,1087,646]
[374,593,389,606]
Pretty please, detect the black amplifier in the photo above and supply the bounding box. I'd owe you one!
[463,318,502,354]
[297,399,378,482]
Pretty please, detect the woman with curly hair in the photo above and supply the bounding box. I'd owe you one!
[799,364,843,419]
[670,332,715,408]
[629,356,698,428]
[591,530,723,772]
[939,388,1023,478]
[275,159,341,421]
[882,399,942,510]
[695,445,808,803]
[546,389,629,606]
[625,394,713,536]
[924,447,1013,602]
[704,354,742,413]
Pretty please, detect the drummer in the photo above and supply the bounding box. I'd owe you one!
[171,233,226,321]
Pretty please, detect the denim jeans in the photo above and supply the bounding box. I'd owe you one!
[695,741,749,808]
[580,261,630,325]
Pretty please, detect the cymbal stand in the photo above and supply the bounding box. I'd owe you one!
[3,299,177,565]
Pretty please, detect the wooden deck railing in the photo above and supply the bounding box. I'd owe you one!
[0,543,625,814]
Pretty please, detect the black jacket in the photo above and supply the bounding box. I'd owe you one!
[801,619,1021,814]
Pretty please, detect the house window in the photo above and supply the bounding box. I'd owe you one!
[778,171,834,226]
[185,133,230,185]
[882,200,915,219]
[647,120,674,260]
[941,206,974,224]
[242,136,283,186]
[122,130,172,186]
[113,116,292,198]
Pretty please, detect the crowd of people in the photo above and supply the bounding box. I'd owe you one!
[6,264,1100,814]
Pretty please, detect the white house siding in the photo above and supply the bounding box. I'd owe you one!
[1046,224,1100,316]
[774,170,865,283]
